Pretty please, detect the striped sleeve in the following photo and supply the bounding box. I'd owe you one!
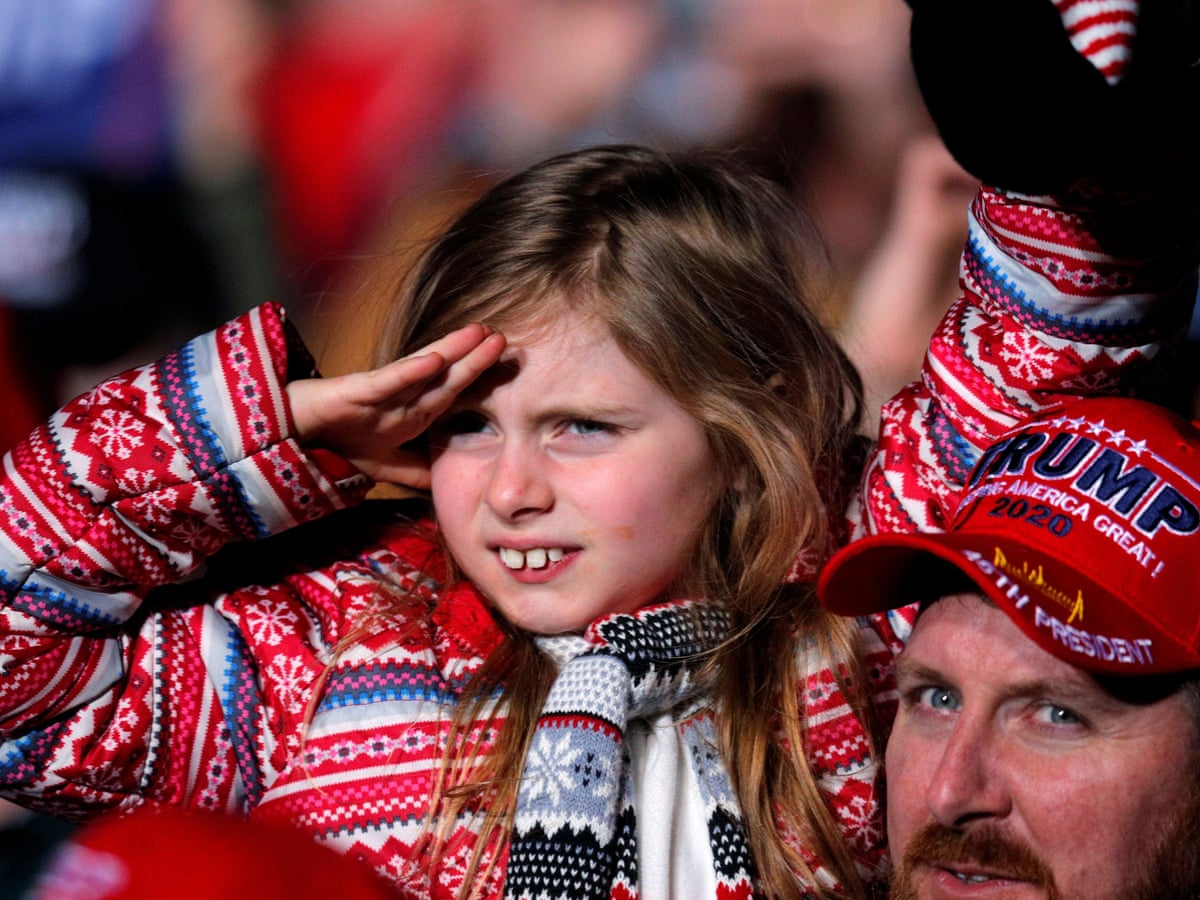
[851,187,1199,539]
[0,303,366,813]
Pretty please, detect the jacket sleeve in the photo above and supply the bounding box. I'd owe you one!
[0,302,368,817]
[849,185,1199,539]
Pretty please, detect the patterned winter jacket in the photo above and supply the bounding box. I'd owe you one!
[1,186,1195,897]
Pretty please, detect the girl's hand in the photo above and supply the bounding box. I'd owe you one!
[286,324,506,489]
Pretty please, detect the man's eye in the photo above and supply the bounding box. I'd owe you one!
[1035,704,1082,727]
[917,686,960,711]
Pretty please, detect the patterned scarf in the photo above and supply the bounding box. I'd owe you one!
[502,599,756,899]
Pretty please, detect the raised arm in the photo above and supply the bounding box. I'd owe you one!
[851,0,1200,540]
[0,304,361,811]
[0,301,498,817]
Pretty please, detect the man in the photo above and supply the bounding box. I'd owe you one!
[819,396,1200,899]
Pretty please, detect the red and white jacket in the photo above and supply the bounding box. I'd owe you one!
[1,185,1195,897]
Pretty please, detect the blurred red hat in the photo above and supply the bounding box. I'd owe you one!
[31,806,394,899]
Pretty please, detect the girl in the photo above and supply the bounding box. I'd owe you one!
[2,146,884,899]
[2,130,1192,899]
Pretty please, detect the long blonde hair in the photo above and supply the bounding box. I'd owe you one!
[373,144,875,898]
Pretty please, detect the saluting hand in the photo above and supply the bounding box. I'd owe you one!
[286,324,506,489]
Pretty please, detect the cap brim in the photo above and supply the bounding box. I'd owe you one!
[818,531,988,617]
[818,530,1200,675]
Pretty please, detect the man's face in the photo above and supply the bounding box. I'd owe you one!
[886,594,1200,899]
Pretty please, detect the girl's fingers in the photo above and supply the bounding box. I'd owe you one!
[361,352,447,403]
[371,447,434,490]
[402,322,494,369]
[432,332,507,398]
[366,327,506,407]
[288,325,506,453]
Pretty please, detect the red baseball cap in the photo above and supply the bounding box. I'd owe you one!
[819,397,1200,674]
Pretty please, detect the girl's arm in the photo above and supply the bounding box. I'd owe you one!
[0,302,497,816]
[0,303,360,814]
[2,306,359,707]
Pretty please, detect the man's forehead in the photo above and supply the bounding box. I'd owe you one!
[906,594,1100,688]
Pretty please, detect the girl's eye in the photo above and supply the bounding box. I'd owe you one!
[438,411,489,434]
[430,411,491,447]
[564,419,618,437]
[916,686,960,712]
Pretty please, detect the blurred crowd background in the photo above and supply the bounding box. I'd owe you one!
[0,0,983,456]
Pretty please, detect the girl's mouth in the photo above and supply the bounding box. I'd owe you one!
[497,547,566,570]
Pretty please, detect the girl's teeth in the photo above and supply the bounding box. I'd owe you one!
[499,548,565,570]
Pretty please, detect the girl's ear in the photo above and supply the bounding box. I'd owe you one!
[765,372,786,396]
[727,457,756,496]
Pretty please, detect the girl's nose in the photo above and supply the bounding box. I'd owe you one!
[483,440,554,521]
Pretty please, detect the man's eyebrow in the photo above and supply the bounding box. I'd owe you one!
[893,658,947,686]
[999,676,1132,716]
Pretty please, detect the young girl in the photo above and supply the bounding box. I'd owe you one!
[3,46,1195,900]
[1,145,883,899]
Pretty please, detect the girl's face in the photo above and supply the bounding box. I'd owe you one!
[428,312,720,634]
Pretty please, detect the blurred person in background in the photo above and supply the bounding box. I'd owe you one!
[0,0,235,417]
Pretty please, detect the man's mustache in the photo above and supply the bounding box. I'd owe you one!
[892,822,1059,899]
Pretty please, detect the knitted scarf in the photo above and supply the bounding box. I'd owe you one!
[502,599,756,900]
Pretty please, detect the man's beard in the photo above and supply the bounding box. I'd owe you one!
[890,785,1200,900]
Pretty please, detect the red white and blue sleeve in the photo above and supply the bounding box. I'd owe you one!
[0,302,366,817]
[849,0,1200,672]
[851,186,1199,544]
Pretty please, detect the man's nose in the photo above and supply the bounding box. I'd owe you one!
[925,716,1013,828]
[483,439,554,521]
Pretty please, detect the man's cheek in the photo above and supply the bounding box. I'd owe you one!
[883,737,923,846]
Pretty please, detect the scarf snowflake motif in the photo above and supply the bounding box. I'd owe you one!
[502,599,756,899]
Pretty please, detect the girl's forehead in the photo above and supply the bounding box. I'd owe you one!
[498,311,612,364]
[467,315,676,411]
